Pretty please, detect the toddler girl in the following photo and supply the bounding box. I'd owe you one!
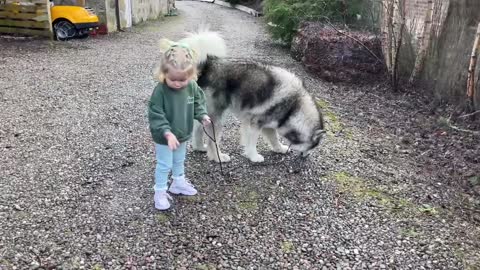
[148,39,210,210]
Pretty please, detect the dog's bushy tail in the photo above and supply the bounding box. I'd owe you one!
[180,29,227,63]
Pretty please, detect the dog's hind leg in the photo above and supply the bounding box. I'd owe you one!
[204,116,231,163]
[242,123,264,163]
[192,121,207,152]
[262,128,289,154]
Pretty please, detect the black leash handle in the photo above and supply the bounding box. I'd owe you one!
[202,120,224,175]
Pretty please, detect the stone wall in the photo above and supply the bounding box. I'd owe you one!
[131,0,169,25]
[102,0,169,31]
[104,0,117,31]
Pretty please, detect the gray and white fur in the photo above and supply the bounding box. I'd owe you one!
[180,30,325,163]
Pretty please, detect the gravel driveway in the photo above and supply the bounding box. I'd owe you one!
[1,1,479,269]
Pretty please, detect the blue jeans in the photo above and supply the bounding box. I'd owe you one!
[154,142,187,191]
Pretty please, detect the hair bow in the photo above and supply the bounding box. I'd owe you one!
[159,38,197,62]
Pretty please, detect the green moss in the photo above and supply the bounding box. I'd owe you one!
[324,110,343,134]
[331,172,422,217]
[344,129,354,140]
[400,227,421,238]
[156,213,170,223]
[280,241,294,253]
[315,99,330,109]
[334,171,364,195]
[418,204,439,216]
[315,98,351,138]
[238,190,259,211]
[92,264,105,270]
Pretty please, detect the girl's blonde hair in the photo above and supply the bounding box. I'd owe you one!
[154,38,199,82]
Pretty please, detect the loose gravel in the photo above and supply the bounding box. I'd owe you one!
[1,1,479,269]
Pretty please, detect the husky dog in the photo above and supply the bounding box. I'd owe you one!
[180,30,325,163]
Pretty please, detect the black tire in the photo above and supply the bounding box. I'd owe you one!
[53,20,77,41]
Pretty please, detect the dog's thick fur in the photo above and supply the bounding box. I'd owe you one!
[180,30,325,163]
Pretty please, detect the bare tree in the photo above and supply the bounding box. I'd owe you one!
[466,22,480,111]
[381,0,406,91]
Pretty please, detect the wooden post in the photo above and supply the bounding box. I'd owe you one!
[467,22,480,109]
[46,0,53,39]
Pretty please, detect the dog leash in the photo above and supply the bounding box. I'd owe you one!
[202,121,307,177]
[202,120,224,175]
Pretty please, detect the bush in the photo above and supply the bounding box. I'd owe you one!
[264,0,364,43]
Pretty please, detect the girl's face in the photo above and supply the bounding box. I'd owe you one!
[165,69,190,90]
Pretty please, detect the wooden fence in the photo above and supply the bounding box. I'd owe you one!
[0,0,52,37]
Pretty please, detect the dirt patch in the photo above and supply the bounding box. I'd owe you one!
[326,80,480,222]
[291,22,385,84]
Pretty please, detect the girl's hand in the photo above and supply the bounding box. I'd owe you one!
[202,115,211,126]
[164,132,180,150]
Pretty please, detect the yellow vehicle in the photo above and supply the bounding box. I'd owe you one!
[50,5,99,40]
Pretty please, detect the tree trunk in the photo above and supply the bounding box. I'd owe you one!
[409,0,434,84]
[466,22,480,110]
[381,0,394,72]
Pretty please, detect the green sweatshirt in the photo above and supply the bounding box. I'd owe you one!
[148,81,208,145]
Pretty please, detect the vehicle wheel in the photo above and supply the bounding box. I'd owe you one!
[53,20,77,41]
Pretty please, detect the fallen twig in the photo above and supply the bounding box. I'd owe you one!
[420,149,431,156]
[458,110,480,119]
[439,116,480,135]
[447,124,480,135]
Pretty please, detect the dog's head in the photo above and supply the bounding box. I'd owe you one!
[278,96,325,156]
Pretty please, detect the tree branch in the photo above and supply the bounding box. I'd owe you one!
[323,19,385,67]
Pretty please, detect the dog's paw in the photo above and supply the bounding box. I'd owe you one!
[208,151,231,163]
[192,143,208,152]
[244,152,264,163]
[272,144,289,154]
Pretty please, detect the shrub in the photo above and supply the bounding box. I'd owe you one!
[264,0,364,43]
